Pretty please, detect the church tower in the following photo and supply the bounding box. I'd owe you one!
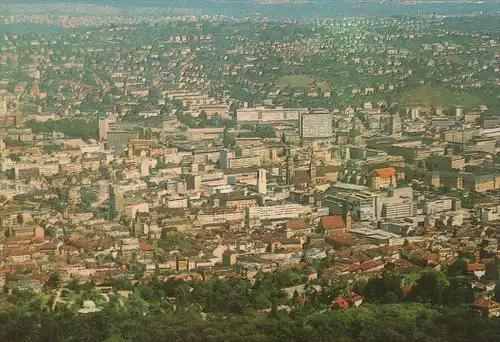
[257,168,267,195]
[309,150,316,185]
[343,211,352,229]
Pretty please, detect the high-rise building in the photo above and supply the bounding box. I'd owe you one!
[139,159,150,177]
[388,114,402,136]
[300,110,333,139]
[187,174,201,191]
[380,198,414,219]
[286,149,295,185]
[410,108,420,120]
[219,149,235,169]
[109,185,124,220]
[0,99,7,116]
[257,169,267,195]
[324,192,380,221]
[98,118,109,141]
[107,130,139,153]
[455,105,464,118]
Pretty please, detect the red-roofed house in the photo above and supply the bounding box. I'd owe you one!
[359,259,385,272]
[320,213,351,235]
[466,263,486,278]
[325,233,355,248]
[280,219,310,238]
[136,244,154,261]
[139,243,153,252]
[329,297,348,310]
[368,167,397,189]
[285,219,306,230]
[472,297,500,317]
[402,284,413,294]
[346,292,364,307]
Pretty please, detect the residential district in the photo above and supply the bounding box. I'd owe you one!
[0,11,500,320]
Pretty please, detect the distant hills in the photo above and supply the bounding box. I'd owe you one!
[1,0,499,20]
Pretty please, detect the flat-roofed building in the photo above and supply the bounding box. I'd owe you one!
[219,195,260,210]
[324,191,379,221]
[423,196,456,215]
[462,173,498,192]
[248,203,311,221]
[236,107,305,123]
[228,156,260,169]
[380,198,414,220]
[107,130,140,153]
[427,154,466,171]
[300,110,333,139]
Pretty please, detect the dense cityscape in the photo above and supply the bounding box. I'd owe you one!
[1,1,500,341]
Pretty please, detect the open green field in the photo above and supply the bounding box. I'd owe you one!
[398,86,482,111]
[440,55,466,65]
[487,46,500,55]
[277,75,315,89]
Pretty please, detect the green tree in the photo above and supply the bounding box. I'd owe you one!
[223,128,236,148]
[7,153,21,162]
[255,124,277,139]
[411,271,449,305]
[364,270,403,303]
[46,272,61,289]
[139,286,155,302]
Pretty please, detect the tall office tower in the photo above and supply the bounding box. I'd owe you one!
[410,107,420,120]
[341,146,351,161]
[0,99,6,115]
[257,168,267,195]
[98,118,109,141]
[286,149,295,185]
[352,117,365,135]
[300,110,333,139]
[219,149,235,169]
[388,114,402,136]
[109,185,124,220]
[187,174,201,191]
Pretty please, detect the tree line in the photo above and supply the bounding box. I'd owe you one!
[1,265,500,341]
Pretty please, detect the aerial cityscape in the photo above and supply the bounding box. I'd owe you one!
[1,0,500,340]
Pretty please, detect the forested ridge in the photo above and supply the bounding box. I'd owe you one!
[1,300,500,342]
[1,269,500,342]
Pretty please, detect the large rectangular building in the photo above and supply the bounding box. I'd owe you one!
[300,110,333,139]
[324,192,379,221]
[107,130,140,153]
[236,107,305,123]
[380,199,414,220]
[248,203,310,221]
[228,156,260,169]
[427,155,466,171]
[423,197,453,215]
